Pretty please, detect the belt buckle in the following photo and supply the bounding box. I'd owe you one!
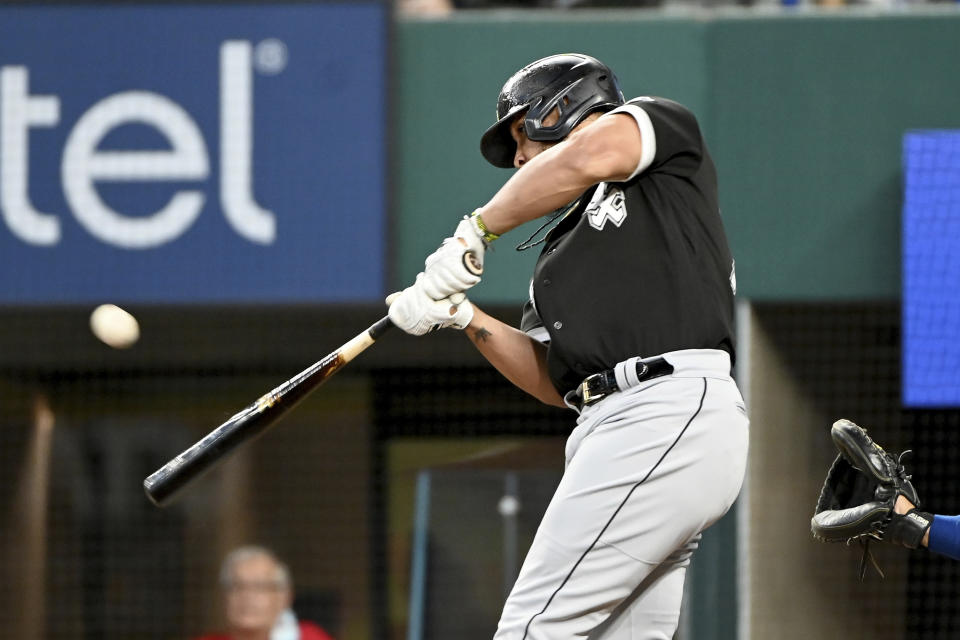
[637,362,649,379]
[579,373,607,406]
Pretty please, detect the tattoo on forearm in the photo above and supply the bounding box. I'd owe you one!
[471,327,492,344]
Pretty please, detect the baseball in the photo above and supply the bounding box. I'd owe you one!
[498,495,521,517]
[90,304,140,349]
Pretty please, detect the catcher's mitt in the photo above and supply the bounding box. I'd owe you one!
[811,419,933,579]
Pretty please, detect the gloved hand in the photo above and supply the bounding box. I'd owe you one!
[419,215,489,300]
[386,274,474,336]
[811,419,930,579]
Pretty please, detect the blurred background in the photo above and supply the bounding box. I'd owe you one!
[0,0,958,639]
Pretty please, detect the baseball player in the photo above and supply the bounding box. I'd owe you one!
[387,53,748,639]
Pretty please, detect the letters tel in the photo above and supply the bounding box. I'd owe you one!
[0,40,274,249]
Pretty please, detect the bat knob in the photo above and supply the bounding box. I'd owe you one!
[462,250,483,276]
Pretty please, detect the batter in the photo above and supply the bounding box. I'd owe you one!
[387,53,749,640]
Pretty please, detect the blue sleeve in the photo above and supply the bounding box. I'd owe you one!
[928,514,960,561]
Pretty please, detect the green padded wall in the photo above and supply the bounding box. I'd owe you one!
[394,11,960,303]
[710,13,960,300]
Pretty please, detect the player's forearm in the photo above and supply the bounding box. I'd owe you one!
[464,307,565,408]
[477,115,640,235]
[477,149,593,235]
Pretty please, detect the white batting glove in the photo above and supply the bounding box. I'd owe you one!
[386,275,474,336]
[420,216,489,300]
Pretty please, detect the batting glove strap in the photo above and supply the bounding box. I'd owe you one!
[470,211,500,244]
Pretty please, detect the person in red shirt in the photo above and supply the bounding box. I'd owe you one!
[193,545,334,640]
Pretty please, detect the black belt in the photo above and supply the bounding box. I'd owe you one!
[572,357,674,408]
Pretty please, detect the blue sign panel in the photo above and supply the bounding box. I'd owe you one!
[0,3,387,303]
[903,130,960,407]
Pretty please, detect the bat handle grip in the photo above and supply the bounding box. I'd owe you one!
[368,315,394,340]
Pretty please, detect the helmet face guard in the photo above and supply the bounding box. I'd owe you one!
[480,54,625,168]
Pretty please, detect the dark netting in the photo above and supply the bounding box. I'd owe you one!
[0,358,373,640]
[373,366,571,438]
[370,366,572,639]
[0,305,573,640]
[4,302,959,640]
[753,302,960,640]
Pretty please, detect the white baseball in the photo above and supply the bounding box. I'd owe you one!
[90,304,140,349]
[498,495,521,517]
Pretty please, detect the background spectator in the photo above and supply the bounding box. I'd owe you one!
[194,546,335,640]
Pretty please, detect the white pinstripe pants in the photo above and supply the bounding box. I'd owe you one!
[493,349,749,640]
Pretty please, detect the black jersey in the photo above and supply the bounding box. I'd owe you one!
[520,97,736,395]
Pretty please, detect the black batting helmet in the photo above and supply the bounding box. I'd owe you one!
[479,53,625,168]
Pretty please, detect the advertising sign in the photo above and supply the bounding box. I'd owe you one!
[0,3,387,303]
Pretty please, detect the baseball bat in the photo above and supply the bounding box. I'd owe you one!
[143,315,394,507]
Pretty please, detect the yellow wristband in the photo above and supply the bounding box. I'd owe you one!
[471,210,500,243]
